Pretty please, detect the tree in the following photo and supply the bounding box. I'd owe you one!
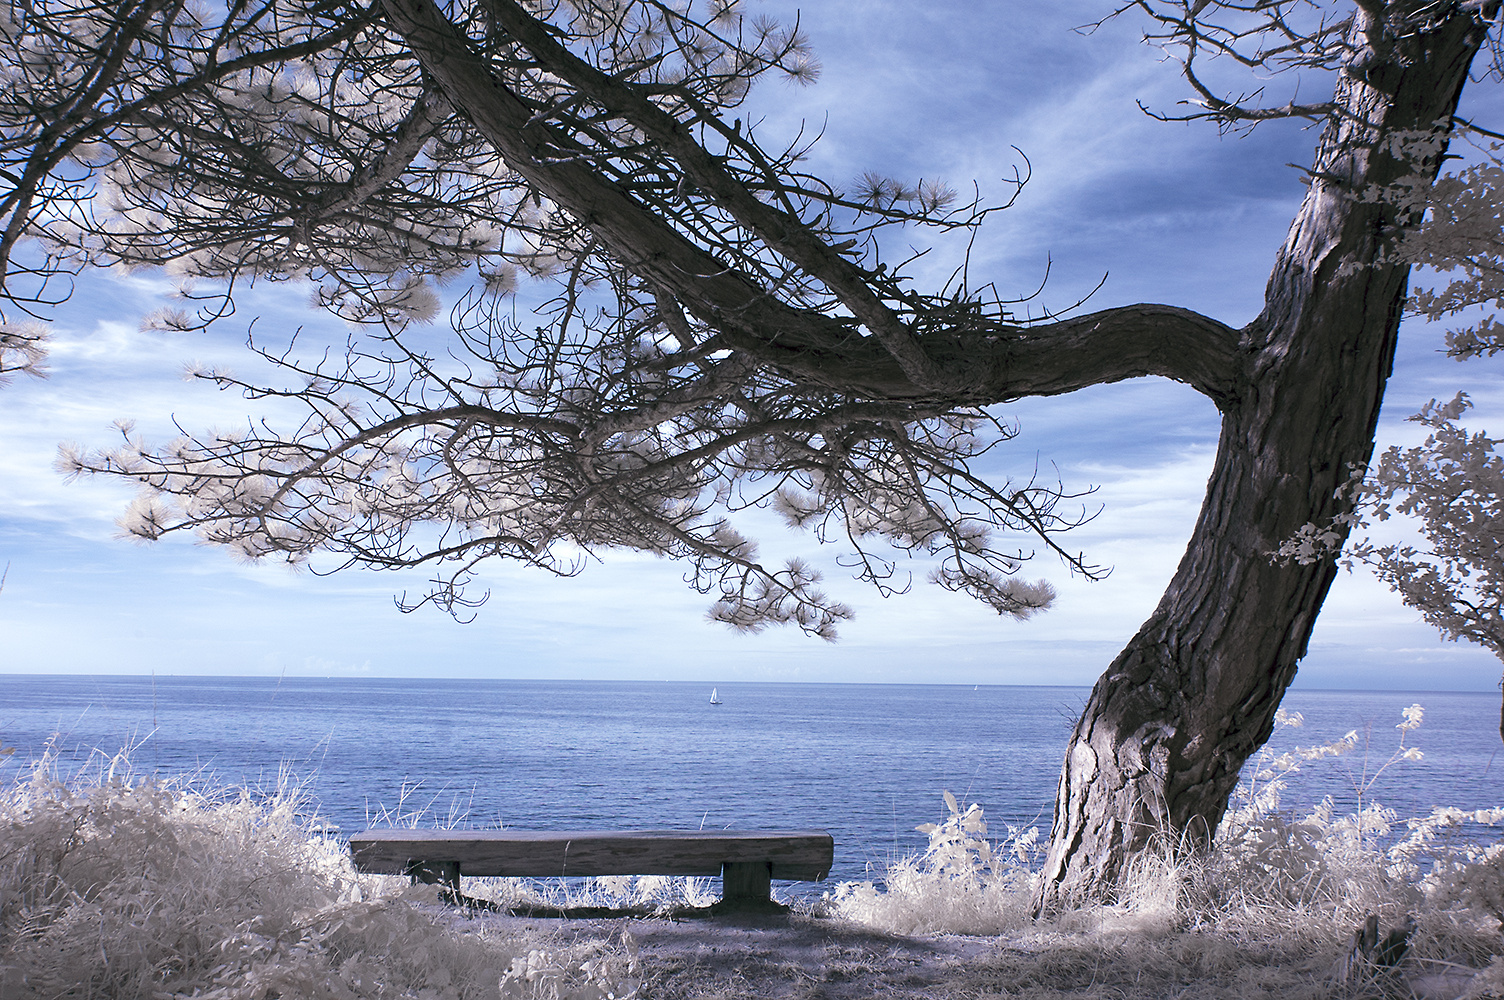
[2,0,1498,908]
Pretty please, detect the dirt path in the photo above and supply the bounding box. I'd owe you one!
[473,910,1396,1000]
[495,911,994,999]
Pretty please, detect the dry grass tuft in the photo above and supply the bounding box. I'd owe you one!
[0,748,637,999]
[812,705,1504,1000]
[456,873,720,916]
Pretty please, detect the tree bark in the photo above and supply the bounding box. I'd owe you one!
[1034,5,1492,911]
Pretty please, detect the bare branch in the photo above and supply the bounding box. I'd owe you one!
[37,0,1238,630]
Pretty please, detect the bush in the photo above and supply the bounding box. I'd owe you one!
[826,705,1504,996]
[0,749,637,999]
[818,789,1038,935]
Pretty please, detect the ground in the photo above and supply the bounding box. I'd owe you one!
[468,908,1479,1000]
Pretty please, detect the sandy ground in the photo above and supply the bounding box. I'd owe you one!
[487,910,1001,999]
[464,908,1443,1000]
[456,900,1501,1000]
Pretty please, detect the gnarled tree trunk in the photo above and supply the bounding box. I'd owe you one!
[1034,5,1492,911]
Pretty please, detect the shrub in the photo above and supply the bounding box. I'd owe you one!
[0,749,637,999]
[818,789,1038,935]
[828,704,1504,996]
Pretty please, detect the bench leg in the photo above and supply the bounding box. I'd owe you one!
[716,861,783,913]
[407,860,461,895]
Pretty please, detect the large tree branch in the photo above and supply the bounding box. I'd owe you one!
[1,5,377,296]
[294,87,454,236]
[382,0,1243,409]
[0,0,169,295]
[382,0,870,356]
[980,304,1241,408]
[478,0,947,392]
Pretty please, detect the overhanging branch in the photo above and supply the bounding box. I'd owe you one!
[384,0,1243,410]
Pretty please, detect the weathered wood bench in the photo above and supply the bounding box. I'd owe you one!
[348,828,834,913]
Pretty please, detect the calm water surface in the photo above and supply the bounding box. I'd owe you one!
[1,676,1499,883]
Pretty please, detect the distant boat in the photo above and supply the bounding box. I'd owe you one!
[709,688,722,705]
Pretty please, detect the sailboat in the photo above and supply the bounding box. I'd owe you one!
[709,688,722,705]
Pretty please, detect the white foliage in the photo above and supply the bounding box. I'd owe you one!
[0,319,50,383]
[822,792,1038,936]
[481,264,519,297]
[1396,152,1504,353]
[315,273,442,326]
[1271,517,1350,565]
[929,565,1056,619]
[705,556,851,640]
[1359,399,1504,659]
[140,306,194,332]
[117,491,176,540]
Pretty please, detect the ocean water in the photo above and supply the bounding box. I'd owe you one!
[1,676,1499,885]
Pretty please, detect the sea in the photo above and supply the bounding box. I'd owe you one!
[2,676,1501,885]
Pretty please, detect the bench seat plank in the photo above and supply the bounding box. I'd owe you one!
[348,829,833,882]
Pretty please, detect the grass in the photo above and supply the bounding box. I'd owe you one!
[812,705,1504,999]
[0,747,639,999]
[2,705,1501,999]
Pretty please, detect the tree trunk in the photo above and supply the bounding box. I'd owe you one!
[1034,6,1492,912]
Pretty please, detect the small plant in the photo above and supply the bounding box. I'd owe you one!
[499,938,640,1000]
[914,790,1026,878]
[1218,703,1474,885]
[820,791,1039,935]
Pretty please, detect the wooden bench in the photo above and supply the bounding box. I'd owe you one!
[348,828,834,913]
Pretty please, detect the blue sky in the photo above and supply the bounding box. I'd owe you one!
[2,1,1502,688]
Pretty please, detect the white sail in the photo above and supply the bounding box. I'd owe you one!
[709,688,722,705]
